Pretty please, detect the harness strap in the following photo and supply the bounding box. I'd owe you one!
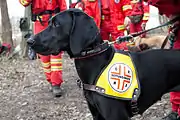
[83,84,105,94]
[83,83,140,115]
[160,35,169,49]
[74,42,110,59]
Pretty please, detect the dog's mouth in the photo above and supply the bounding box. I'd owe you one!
[27,37,61,55]
[33,46,60,56]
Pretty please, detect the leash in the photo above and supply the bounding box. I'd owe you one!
[74,16,180,59]
[108,16,180,46]
[160,35,169,49]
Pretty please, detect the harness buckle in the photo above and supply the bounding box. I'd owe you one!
[131,101,139,115]
[131,88,140,115]
[77,79,82,88]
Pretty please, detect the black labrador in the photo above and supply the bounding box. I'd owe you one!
[27,9,180,120]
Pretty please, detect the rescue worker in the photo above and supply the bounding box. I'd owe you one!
[100,0,114,41]
[129,0,150,38]
[109,0,133,50]
[83,0,132,50]
[19,0,67,97]
[143,0,180,119]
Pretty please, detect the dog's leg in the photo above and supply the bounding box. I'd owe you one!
[92,93,131,120]
[87,102,105,120]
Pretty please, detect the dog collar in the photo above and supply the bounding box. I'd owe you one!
[74,42,110,59]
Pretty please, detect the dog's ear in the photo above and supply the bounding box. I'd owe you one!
[69,9,99,56]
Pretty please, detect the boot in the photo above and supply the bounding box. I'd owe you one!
[51,85,63,97]
[160,111,180,120]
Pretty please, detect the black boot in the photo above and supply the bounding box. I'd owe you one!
[51,85,63,97]
[160,111,179,120]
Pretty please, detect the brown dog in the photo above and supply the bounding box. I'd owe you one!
[127,35,170,52]
[134,35,170,49]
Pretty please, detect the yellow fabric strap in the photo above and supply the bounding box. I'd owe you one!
[143,13,150,20]
[144,13,150,17]
[131,0,138,3]
[127,42,135,46]
[51,66,63,71]
[20,0,29,6]
[42,62,50,67]
[122,5,132,11]
[101,15,105,20]
[51,59,62,64]
[117,25,125,31]
[36,16,43,21]
[43,68,51,73]
[88,0,95,2]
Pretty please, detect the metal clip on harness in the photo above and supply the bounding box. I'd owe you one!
[109,35,134,45]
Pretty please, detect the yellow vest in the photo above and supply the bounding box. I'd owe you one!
[96,52,140,100]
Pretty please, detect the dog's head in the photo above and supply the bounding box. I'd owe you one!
[27,9,100,57]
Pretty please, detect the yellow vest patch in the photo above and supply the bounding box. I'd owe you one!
[96,52,140,100]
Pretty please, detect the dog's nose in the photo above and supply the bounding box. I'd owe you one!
[27,38,35,46]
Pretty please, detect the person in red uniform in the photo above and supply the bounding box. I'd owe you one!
[19,0,67,97]
[100,0,114,42]
[83,0,132,50]
[109,0,132,50]
[144,0,180,119]
[83,0,101,28]
[129,0,150,38]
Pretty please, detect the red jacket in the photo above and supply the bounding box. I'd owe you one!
[19,0,67,14]
[83,0,112,29]
[110,0,132,32]
[101,0,111,22]
[83,0,101,28]
[148,0,180,17]
[142,2,150,22]
[130,0,150,22]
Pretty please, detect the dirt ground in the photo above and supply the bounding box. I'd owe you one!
[0,53,172,120]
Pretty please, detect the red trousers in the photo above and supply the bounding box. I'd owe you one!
[100,17,128,50]
[34,21,63,86]
[129,21,146,38]
[170,30,180,115]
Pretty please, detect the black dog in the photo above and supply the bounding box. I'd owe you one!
[27,9,180,120]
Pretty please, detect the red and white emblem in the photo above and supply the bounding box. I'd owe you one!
[108,63,133,93]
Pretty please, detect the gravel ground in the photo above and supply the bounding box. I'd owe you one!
[0,54,172,120]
